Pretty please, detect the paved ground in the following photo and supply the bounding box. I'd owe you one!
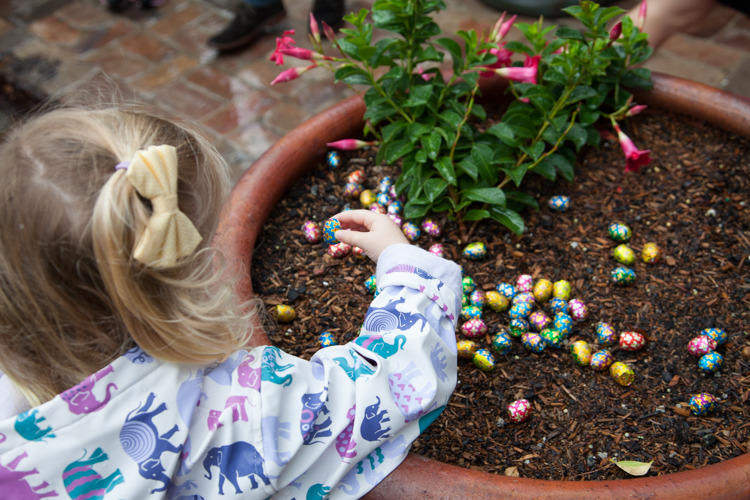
[0,0,748,179]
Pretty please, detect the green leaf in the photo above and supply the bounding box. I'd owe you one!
[439,110,463,130]
[505,164,528,186]
[381,121,406,142]
[421,131,442,160]
[462,187,506,206]
[463,209,490,221]
[568,85,598,104]
[520,142,545,161]
[546,153,574,181]
[505,191,539,210]
[424,178,449,202]
[487,122,517,145]
[567,122,588,151]
[457,157,478,181]
[470,103,486,121]
[554,26,585,42]
[471,144,496,185]
[407,123,427,143]
[504,40,534,56]
[609,460,653,477]
[436,37,463,71]
[404,84,433,107]
[490,207,525,235]
[542,67,568,85]
[533,158,557,180]
[334,65,372,85]
[404,201,430,219]
[385,139,415,164]
[435,156,457,185]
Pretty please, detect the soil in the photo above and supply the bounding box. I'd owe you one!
[250,108,750,480]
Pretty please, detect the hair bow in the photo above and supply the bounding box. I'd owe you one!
[125,145,202,268]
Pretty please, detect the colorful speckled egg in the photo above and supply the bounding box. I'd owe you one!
[389,185,402,201]
[463,242,487,261]
[461,318,488,338]
[596,322,618,347]
[344,182,363,199]
[369,203,387,214]
[690,393,718,416]
[273,304,296,323]
[387,201,403,215]
[568,299,588,321]
[463,276,476,295]
[701,328,728,346]
[529,311,551,332]
[360,189,376,207]
[619,331,646,351]
[548,298,568,315]
[457,339,478,359]
[540,328,564,348]
[610,361,635,386]
[473,348,496,371]
[590,350,614,371]
[388,213,404,226]
[319,331,337,347]
[508,399,531,423]
[379,176,394,193]
[522,332,546,353]
[402,222,421,241]
[326,151,341,168]
[347,170,366,185]
[516,274,534,293]
[570,340,592,366]
[422,218,442,237]
[461,306,482,321]
[509,319,529,338]
[688,336,717,357]
[486,291,510,312]
[365,275,376,294]
[376,193,391,207]
[302,220,321,244]
[323,218,341,245]
[608,222,632,242]
[496,283,516,299]
[510,302,533,320]
[533,279,553,302]
[328,242,352,258]
[469,290,486,309]
[642,242,662,264]
[548,195,570,212]
[512,292,536,306]
[428,243,444,258]
[613,244,635,266]
[552,280,571,301]
[352,246,367,258]
[611,267,636,285]
[461,295,470,308]
[698,352,724,373]
[553,313,573,337]
[491,332,513,355]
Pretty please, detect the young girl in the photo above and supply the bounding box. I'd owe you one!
[0,104,461,499]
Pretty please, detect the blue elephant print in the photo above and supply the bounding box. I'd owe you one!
[360,396,391,442]
[333,349,376,381]
[62,448,124,500]
[354,334,407,359]
[202,441,269,495]
[262,346,294,387]
[362,297,427,333]
[300,387,333,445]
[430,343,449,383]
[119,392,182,493]
[306,483,331,500]
[124,346,153,364]
[15,409,55,442]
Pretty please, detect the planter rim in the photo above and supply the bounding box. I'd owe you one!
[214,72,750,499]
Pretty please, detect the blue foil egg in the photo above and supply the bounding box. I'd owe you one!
[509,319,529,338]
[379,176,394,193]
[327,151,341,169]
[589,350,614,371]
[461,305,482,321]
[548,298,568,315]
[521,332,546,353]
[323,218,341,245]
[319,332,337,347]
[462,242,487,261]
[553,312,573,337]
[491,332,513,355]
[387,201,403,214]
[473,348,496,372]
[463,276,476,295]
[596,322,618,347]
[701,328,728,346]
[496,282,516,299]
[365,275,376,294]
[611,267,636,286]
[548,195,570,212]
[512,292,536,306]
[509,302,533,320]
[376,192,391,206]
[469,290,486,309]
[698,352,724,373]
[689,393,718,416]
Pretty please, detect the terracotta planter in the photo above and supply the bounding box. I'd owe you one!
[213,72,750,499]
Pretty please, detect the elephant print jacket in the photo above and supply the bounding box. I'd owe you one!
[0,244,460,499]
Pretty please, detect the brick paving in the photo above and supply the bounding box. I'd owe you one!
[0,0,749,179]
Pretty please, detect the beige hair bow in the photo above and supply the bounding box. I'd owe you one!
[125,145,202,268]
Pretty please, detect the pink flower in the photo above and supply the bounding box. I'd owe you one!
[417,66,436,81]
[496,54,540,85]
[613,123,651,173]
[495,14,517,43]
[269,29,296,66]
[625,104,647,117]
[609,21,622,42]
[271,64,316,85]
[489,12,506,42]
[479,47,513,77]
[326,139,375,150]
[310,13,321,44]
[322,21,337,43]
[638,0,647,31]
[280,46,333,61]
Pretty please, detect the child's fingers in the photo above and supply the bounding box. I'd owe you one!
[332,210,377,231]
[334,229,370,248]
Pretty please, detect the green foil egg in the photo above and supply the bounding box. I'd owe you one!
[462,276,476,295]
[608,223,632,242]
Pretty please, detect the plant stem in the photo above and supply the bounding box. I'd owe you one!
[449,80,480,162]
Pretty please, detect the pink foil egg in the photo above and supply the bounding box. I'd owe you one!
[327,242,352,258]
[516,274,534,293]
[688,336,717,357]
[619,331,646,351]
[568,298,588,321]
[347,169,366,185]
[351,246,367,259]
[428,243,444,258]
[369,203,386,214]
[302,220,321,244]
[422,217,442,237]
[388,213,404,226]
[507,399,531,423]
[461,318,488,338]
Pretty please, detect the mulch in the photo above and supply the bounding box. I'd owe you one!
[250,107,750,480]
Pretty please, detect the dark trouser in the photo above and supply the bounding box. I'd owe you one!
[718,0,750,16]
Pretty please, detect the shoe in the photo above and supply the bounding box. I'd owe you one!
[310,0,344,33]
[101,0,132,10]
[208,2,287,51]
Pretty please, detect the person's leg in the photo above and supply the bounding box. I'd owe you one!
[627,0,719,49]
[208,0,287,51]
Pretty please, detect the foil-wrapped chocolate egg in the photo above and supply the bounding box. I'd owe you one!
[462,295,469,308]
[509,319,529,338]
[323,218,341,245]
[379,176,394,193]
[457,339,478,359]
[690,393,718,416]
[365,275,376,294]
[302,220,321,244]
[352,246,367,258]
[326,151,341,168]
[463,276,476,295]
[509,302,533,320]
[463,242,487,261]
[469,290,486,309]
[496,282,516,299]
[590,350,614,371]
[328,242,352,258]
[553,313,573,337]
[389,185,404,202]
[688,336,717,356]
[387,201,403,215]
[619,331,646,351]
[491,332,513,355]
[642,242,661,264]
[273,304,296,323]
[347,170,366,185]
[548,195,570,212]
[568,299,588,321]
[507,399,531,423]
[387,213,404,226]
[552,280,571,300]
[608,222,632,242]
[540,328,564,348]
[369,203,387,214]
[516,274,534,293]
[319,331,338,347]
[376,192,391,206]
[596,322,618,347]
[613,244,635,266]
[402,222,420,241]
[548,298,568,315]
[533,279,553,302]
[701,328,728,345]
[698,352,724,373]
[486,291,510,312]
[461,306,482,321]
[611,267,636,285]
[610,361,635,386]
[522,332,546,353]
[512,292,535,306]
[428,243,444,258]
[473,348,496,372]
[344,182,363,199]
[570,340,592,366]
[529,311,551,332]
[360,189,376,207]
[461,318,488,338]
[422,218,442,237]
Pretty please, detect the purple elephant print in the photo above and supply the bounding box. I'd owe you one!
[360,396,390,442]
[388,362,437,423]
[206,353,245,386]
[333,349,376,381]
[206,395,254,432]
[262,347,294,387]
[385,264,436,281]
[202,441,270,495]
[0,451,59,499]
[261,416,292,466]
[176,370,207,427]
[430,343,449,383]
[362,297,427,333]
[119,392,182,493]
[353,335,406,359]
[335,405,357,463]
[14,409,55,442]
[238,352,261,391]
[124,346,153,364]
[300,387,332,445]
[60,365,117,415]
[62,448,124,500]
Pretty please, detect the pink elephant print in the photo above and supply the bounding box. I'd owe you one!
[335,405,357,463]
[206,396,254,432]
[60,365,117,415]
[0,451,59,499]
[238,352,261,391]
[388,362,436,423]
[62,448,124,500]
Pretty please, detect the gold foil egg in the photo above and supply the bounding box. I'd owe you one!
[610,361,635,386]
[642,242,662,264]
[532,279,553,302]
[273,304,296,323]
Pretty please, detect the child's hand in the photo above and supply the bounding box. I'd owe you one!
[333,210,409,262]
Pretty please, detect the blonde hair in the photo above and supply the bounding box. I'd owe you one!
[0,103,253,406]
